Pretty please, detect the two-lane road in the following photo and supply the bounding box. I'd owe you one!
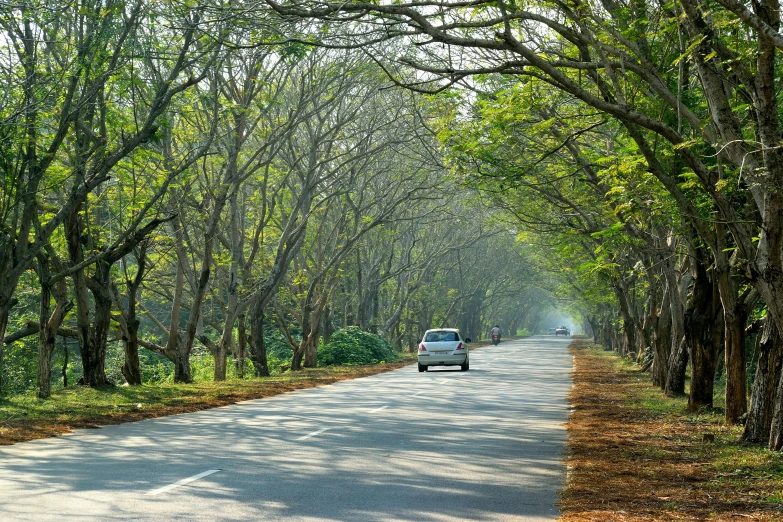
[0,336,573,521]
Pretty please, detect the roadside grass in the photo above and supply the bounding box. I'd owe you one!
[0,353,416,446]
[561,340,783,521]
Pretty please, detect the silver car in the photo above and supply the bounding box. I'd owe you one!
[417,328,470,372]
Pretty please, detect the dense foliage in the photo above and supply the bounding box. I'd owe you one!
[3,0,783,454]
[317,327,398,366]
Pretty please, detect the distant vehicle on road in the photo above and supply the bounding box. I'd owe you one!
[555,326,570,336]
[418,328,470,372]
[490,325,501,345]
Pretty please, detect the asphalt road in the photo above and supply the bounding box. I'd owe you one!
[0,336,573,521]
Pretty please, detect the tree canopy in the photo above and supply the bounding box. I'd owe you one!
[2,0,783,453]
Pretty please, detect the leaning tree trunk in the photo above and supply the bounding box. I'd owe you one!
[743,319,783,443]
[291,347,305,372]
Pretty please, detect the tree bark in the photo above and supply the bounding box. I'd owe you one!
[651,281,672,389]
[236,314,247,379]
[665,259,688,396]
[169,233,191,383]
[721,294,749,423]
[37,276,52,399]
[248,301,269,377]
[743,319,783,443]
[83,259,114,387]
[770,356,783,451]
[119,248,146,386]
[67,205,109,387]
[686,257,724,411]
[35,255,73,399]
[0,304,8,394]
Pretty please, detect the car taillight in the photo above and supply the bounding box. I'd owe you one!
[419,343,426,351]
[455,342,464,350]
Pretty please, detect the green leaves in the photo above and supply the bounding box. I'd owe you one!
[318,327,397,366]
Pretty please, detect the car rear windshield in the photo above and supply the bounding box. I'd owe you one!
[425,331,459,342]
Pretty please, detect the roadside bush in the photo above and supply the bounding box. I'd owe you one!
[1,340,37,395]
[318,327,398,366]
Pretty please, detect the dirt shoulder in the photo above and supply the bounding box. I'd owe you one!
[561,339,783,521]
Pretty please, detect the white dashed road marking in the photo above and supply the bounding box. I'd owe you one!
[297,427,331,441]
[146,469,221,496]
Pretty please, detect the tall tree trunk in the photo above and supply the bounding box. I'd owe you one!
[36,255,73,399]
[169,241,191,383]
[743,319,783,443]
[686,258,723,411]
[248,301,269,377]
[67,206,109,387]
[322,305,333,346]
[214,341,229,381]
[61,337,69,387]
[37,276,53,399]
[722,296,749,423]
[587,316,599,342]
[83,259,114,387]
[651,283,672,389]
[637,300,653,364]
[301,300,322,369]
[770,359,783,451]
[122,316,142,386]
[715,220,751,424]
[615,282,637,356]
[0,304,8,395]
[236,314,247,379]
[120,249,146,386]
[601,317,613,351]
[665,260,688,396]
[667,337,689,396]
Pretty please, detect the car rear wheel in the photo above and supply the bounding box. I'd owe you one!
[418,362,426,372]
[461,360,469,371]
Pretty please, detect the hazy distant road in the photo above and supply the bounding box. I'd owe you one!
[0,336,573,521]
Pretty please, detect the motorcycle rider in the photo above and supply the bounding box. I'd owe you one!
[490,324,501,345]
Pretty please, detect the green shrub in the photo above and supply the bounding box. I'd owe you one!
[2,339,37,395]
[318,327,398,366]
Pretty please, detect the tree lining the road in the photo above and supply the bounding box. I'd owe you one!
[4,0,783,455]
[0,3,550,405]
[257,0,783,451]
